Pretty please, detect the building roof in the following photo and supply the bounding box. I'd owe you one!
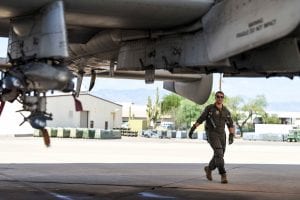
[268,111,300,119]
[47,92,122,107]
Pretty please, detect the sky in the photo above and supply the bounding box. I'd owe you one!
[89,75,300,103]
[1,37,300,105]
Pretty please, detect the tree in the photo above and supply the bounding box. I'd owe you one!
[176,99,201,128]
[152,87,161,126]
[242,95,267,116]
[161,94,181,114]
[160,94,182,127]
[226,95,267,137]
[262,113,281,124]
[175,93,215,128]
[146,96,153,127]
[146,87,161,128]
[225,95,244,129]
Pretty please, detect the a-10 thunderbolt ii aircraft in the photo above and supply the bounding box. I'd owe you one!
[0,0,300,145]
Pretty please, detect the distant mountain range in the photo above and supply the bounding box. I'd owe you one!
[91,88,300,112]
[91,88,170,105]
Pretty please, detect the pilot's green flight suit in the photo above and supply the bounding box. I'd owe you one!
[196,104,234,175]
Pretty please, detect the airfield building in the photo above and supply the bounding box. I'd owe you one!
[46,93,122,129]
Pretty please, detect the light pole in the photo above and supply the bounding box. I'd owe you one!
[129,102,134,120]
[219,73,223,91]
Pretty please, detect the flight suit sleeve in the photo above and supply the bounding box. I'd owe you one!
[225,109,234,128]
[196,105,210,124]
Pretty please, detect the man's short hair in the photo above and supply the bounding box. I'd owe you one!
[215,91,224,97]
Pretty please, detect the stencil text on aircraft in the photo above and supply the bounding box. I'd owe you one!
[236,18,277,38]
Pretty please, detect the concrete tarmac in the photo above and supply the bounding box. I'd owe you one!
[0,136,299,200]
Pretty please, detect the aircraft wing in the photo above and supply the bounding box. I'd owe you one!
[0,0,300,129]
[0,0,213,36]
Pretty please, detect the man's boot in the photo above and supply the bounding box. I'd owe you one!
[221,173,228,184]
[204,166,212,181]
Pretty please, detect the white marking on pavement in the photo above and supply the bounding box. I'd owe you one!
[50,193,74,200]
[138,192,176,199]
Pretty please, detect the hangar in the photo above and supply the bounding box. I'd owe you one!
[46,93,122,129]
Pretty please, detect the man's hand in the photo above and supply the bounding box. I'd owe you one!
[228,133,234,145]
[189,124,197,139]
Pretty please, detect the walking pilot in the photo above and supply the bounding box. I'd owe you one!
[189,91,235,184]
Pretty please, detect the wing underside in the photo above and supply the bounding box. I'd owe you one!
[0,0,214,37]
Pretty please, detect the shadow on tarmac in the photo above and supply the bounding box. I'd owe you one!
[0,163,299,200]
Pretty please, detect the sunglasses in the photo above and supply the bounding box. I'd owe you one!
[216,95,224,99]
